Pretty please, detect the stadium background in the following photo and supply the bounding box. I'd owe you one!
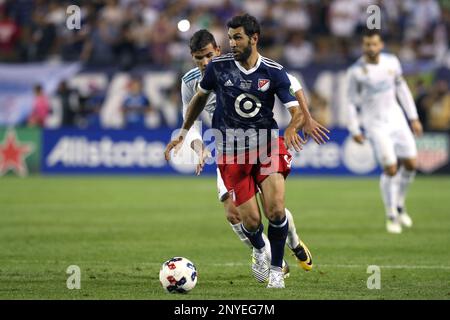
[0,0,449,176]
[1,0,450,301]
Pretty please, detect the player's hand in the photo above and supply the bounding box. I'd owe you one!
[302,117,330,145]
[191,140,211,176]
[164,135,184,161]
[195,147,211,176]
[352,134,365,144]
[410,119,423,137]
[284,126,305,152]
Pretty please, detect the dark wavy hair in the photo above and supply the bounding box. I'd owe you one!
[226,14,260,38]
[189,29,217,53]
[363,28,382,39]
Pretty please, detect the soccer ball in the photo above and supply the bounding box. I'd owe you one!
[159,257,198,293]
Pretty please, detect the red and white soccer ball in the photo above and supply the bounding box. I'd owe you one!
[159,257,198,293]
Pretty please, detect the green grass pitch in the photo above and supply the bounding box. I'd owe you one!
[0,176,449,300]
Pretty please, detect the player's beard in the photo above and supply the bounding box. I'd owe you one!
[233,40,252,62]
[365,51,380,62]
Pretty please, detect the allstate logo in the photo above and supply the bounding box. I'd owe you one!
[234,93,261,118]
[342,137,378,174]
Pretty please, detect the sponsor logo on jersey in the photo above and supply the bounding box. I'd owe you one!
[234,93,262,118]
[258,79,270,92]
[224,80,233,86]
[239,80,252,90]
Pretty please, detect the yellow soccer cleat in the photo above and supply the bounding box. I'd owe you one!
[292,241,313,271]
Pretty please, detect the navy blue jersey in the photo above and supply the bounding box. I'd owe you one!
[198,53,298,152]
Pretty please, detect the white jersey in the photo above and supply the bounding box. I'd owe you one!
[346,53,419,165]
[181,67,302,145]
[346,53,418,136]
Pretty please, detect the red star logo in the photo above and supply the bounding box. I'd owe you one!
[0,129,34,177]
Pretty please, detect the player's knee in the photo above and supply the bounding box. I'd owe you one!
[265,205,285,222]
[242,214,261,231]
[223,198,241,224]
[225,207,241,225]
[226,213,240,225]
[384,165,397,176]
[402,159,417,171]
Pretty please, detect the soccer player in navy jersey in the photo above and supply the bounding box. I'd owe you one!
[166,14,328,288]
[178,29,331,278]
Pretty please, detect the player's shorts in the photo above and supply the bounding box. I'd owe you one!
[367,125,417,167]
[217,168,265,203]
[217,137,292,207]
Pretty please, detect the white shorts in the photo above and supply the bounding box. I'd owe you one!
[367,125,417,167]
[216,167,229,202]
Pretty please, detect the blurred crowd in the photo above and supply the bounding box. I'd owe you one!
[415,79,450,131]
[23,75,449,131]
[1,0,449,132]
[0,0,449,68]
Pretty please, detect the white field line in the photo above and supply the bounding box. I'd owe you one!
[2,260,449,270]
[318,264,450,270]
[208,262,450,270]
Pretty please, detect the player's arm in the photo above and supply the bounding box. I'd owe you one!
[275,71,306,152]
[183,90,211,175]
[294,88,330,144]
[346,68,364,144]
[288,74,330,144]
[180,80,210,175]
[165,63,216,161]
[394,58,423,136]
[183,92,208,137]
[181,80,205,151]
[285,106,305,152]
[164,90,209,161]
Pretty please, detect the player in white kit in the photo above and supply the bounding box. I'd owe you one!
[346,30,423,234]
[177,29,329,272]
